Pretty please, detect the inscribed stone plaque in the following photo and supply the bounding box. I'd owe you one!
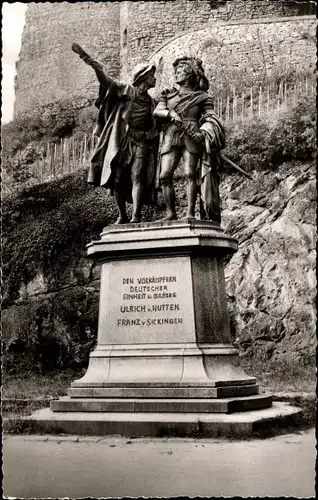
[97,256,195,344]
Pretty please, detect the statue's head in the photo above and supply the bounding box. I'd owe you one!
[132,63,156,89]
[173,57,209,91]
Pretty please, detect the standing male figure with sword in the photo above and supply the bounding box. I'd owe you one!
[154,56,251,223]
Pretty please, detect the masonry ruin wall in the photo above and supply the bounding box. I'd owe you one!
[14,0,316,117]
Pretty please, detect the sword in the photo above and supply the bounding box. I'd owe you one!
[219,153,253,180]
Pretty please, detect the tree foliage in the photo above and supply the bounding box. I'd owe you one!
[225,94,316,172]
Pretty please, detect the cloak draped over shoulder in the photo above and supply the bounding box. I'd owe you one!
[88,81,159,205]
[200,113,225,222]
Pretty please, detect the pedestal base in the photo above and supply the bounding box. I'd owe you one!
[69,342,257,391]
[50,221,273,433]
[52,395,272,413]
[52,342,269,412]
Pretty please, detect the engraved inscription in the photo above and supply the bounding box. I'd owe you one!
[100,256,196,344]
[118,275,182,327]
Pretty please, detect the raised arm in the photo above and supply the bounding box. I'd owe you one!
[72,43,121,92]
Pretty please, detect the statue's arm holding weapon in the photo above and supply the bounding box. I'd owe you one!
[155,98,252,180]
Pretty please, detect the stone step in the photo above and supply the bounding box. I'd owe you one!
[68,383,259,399]
[51,394,272,414]
[72,378,257,388]
[13,402,301,438]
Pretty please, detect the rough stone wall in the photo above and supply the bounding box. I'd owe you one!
[150,17,316,96]
[120,0,315,78]
[14,0,316,117]
[14,2,121,115]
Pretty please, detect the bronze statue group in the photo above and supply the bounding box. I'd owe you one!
[72,43,229,225]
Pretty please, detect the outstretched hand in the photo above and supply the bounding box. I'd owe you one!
[71,43,87,58]
[72,43,104,72]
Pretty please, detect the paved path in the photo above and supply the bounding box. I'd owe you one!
[3,428,315,498]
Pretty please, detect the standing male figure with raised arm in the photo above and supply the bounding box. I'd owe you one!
[72,43,159,224]
[153,57,225,223]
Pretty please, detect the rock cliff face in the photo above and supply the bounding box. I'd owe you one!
[3,161,315,370]
[221,161,316,362]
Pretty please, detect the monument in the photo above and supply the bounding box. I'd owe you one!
[29,52,299,437]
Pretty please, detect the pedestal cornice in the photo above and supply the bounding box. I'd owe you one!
[87,220,238,260]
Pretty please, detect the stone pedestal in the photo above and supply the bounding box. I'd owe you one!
[51,220,272,417]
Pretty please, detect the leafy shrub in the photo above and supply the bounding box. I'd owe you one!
[225,94,316,172]
[269,95,316,163]
[2,142,44,186]
[2,301,64,373]
[2,169,117,306]
[40,99,76,139]
[75,105,97,135]
[2,99,77,155]
[2,295,97,375]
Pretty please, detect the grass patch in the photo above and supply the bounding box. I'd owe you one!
[3,399,52,418]
[2,369,82,400]
[3,419,57,435]
[252,396,316,439]
[239,355,316,394]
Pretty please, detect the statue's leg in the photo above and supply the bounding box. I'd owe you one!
[113,166,129,224]
[159,148,181,220]
[130,154,145,223]
[183,150,199,219]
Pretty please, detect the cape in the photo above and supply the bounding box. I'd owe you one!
[200,114,226,222]
[172,90,210,117]
[88,83,159,205]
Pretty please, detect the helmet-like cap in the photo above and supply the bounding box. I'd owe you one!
[132,63,156,86]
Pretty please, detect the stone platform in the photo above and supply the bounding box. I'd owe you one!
[18,403,301,438]
[27,220,286,436]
